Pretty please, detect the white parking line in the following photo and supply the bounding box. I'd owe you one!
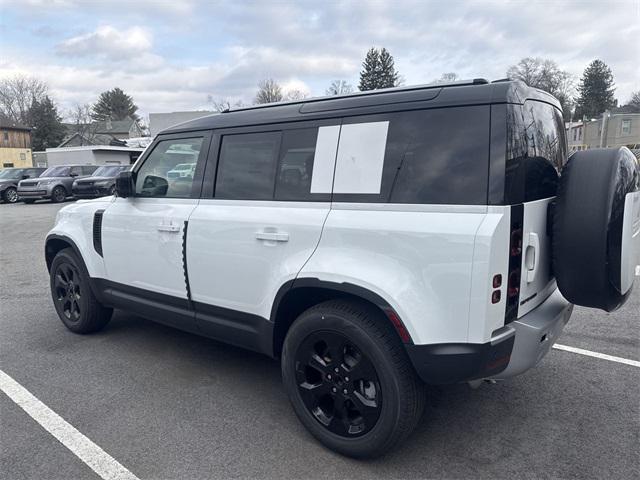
[553,344,640,368]
[0,369,139,480]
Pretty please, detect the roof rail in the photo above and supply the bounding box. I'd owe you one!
[223,78,491,114]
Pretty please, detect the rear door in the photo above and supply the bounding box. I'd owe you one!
[187,121,338,336]
[513,101,567,316]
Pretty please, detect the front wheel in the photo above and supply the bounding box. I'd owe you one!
[51,186,67,203]
[2,187,18,203]
[50,248,112,333]
[281,299,425,458]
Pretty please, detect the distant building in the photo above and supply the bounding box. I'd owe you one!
[566,112,640,152]
[59,116,144,147]
[149,111,214,137]
[45,146,144,167]
[0,115,32,168]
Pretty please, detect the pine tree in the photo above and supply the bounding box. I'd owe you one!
[378,48,399,88]
[91,87,139,121]
[574,59,617,119]
[28,96,66,150]
[358,48,380,91]
[359,48,400,91]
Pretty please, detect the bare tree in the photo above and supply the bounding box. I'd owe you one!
[67,103,100,145]
[208,97,246,112]
[436,72,459,83]
[284,89,308,101]
[507,57,575,120]
[254,79,283,104]
[326,80,354,96]
[0,75,48,125]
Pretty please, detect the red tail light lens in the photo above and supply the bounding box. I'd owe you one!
[491,290,501,304]
[508,269,521,297]
[493,274,502,288]
[510,229,523,256]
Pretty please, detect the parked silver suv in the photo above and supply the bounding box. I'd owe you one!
[18,165,98,203]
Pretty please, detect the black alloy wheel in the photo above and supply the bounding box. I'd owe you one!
[53,262,82,323]
[295,331,382,437]
[3,187,18,203]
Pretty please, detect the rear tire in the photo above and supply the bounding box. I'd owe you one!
[51,186,67,203]
[2,187,18,203]
[50,248,112,333]
[281,299,425,458]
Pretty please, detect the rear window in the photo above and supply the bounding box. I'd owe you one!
[505,101,566,203]
[332,106,491,205]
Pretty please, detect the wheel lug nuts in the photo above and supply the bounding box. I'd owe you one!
[332,387,337,393]
[343,389,348,395]
[326,374,332,380]
[334,368,339,373]
[345,376,349,382]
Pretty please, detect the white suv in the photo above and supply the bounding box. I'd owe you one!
[45,80,640,458]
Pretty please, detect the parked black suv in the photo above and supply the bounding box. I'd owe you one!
[72,165,130,199]
[0,167,46,203]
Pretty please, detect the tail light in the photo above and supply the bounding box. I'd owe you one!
[505,205,524,323]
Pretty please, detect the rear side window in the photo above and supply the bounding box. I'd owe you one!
[505,101,566,203]
[215,132,280,200]
[81,165,98,175]
[275,128,330,201]
[332,106,490,204]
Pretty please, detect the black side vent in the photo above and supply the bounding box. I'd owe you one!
[93,210,105,257]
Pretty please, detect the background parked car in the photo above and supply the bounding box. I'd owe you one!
[17,165,98,203]
[72,165,131,199]
[0,167,47,204]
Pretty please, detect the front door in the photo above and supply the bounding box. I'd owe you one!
[101,133,210,304]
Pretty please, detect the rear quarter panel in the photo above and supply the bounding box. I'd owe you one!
[300,204,490,345]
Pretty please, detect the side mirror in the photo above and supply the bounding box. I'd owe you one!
[70,172,78,177]
[115,171,135,198]
[21,174,29,179]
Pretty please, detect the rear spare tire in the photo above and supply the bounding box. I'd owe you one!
[553,147,639,311]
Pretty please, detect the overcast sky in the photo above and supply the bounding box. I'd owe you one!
[1,0,638,119]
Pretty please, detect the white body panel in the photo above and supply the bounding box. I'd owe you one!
[101,197,197,298]
[187,200,330,318]
[298,203,506,345]
[518,197,556,317]
[621,190,640,293]
[47,198,113,278]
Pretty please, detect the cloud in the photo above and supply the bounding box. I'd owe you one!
[55,25,153,60]
[1,0,638,115]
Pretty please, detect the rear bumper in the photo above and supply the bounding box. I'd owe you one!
[406,289,573,384]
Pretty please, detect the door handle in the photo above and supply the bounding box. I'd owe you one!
[525,232,540,283]
[255,231,289,242]
[157,223,181,233]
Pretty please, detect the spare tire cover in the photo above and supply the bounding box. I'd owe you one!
[553,147,640,311]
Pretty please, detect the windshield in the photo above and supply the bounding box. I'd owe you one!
[0,169,23,179]
[93,165,128,177]
[41,166,70,177]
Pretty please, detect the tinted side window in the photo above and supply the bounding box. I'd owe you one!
[275,128,329,201]
[70,166,83,176]
[135,137,203,198]
[332,106,490,204]
[216,132,280,200]
[505,101,566,203]
[82,165,98,175]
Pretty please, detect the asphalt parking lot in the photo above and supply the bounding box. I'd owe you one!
[1,201,639,480]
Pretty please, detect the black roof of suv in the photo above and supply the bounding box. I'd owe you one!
[162,80,561,135]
